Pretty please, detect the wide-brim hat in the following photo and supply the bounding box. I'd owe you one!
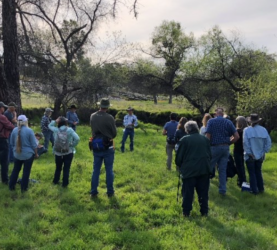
[68,105,77,109]
[8,102,17,108]
[126,107,134,111]
[97,98,112,108]
[247,114,262,124]
[0,102,8,108]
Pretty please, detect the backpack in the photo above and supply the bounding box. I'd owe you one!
[54,128,69,153]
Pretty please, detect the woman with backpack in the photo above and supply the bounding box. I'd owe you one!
[48,116,80,187]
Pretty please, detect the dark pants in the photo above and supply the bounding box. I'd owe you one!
[0,138,9,183]
[121,128,134,152]
[53,153,74,187]
[234,151,246,186]
[37,147,47,156]
[246,157,264,194]
[182,175,210,216]
[8,134,14,163]
[43,130,54,151]
[9,155,35,191]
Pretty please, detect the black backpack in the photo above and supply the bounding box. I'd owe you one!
[227,154,237,178]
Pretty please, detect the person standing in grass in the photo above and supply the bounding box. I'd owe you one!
[0,102,15,184]
[163,113,178,170]
[205,107,239,196]
[90,98,117,197]
[243,114,271,195]
[66,105,79,131]
[41,108,54,152]
[234,116,248,187]
[174,117,188,144]
[9,115,38,192]
[120,107,138,153]
[175,121,212,217]
[49,116,80,187]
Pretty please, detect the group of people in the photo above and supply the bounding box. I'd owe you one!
[164,107,272,217]
[0,99,272,218]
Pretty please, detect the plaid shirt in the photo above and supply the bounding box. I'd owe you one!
[41,115,52,132]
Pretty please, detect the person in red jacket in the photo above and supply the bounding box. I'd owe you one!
[0,102,15,184]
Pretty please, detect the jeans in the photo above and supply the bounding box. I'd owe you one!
[234,151,246,186]
[53,153,74,187]
[0,138,9,183]
[9,155,35,191]
[210,145,229,194]
[91,148,115,195]
[37,147,47,156]
[182,175,210,216]
[246,157,264,194]
[121,128,134,152]
[43,130,54,151]
[166,143,175,169]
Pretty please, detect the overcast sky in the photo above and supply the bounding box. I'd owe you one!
[100,0,277,54]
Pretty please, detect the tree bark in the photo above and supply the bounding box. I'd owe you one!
[0,58,9,104]
[153,94,157,104]
[168,94,172,104]
[2,0,22,110]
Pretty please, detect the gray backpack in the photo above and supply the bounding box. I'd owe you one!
[54,128,69,153]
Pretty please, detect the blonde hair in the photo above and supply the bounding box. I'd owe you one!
[236,116,247,130]
[177,117,188,131]
[202,113,212,127]
[16,120,28,153]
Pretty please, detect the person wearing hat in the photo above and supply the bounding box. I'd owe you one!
[66,105,79,131]
[48,116,80,187]
[4,102,18,163]
[9,115,38,192]
[0,102,15,184]
[90,98,117,197]
[120,107,138,153]
[41,108,54,152]
[243,114,271,195]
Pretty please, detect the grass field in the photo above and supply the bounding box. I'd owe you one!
[0,124,277,250]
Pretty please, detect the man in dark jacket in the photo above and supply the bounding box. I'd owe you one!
[175,121,212,217]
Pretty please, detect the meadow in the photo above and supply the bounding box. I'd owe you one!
[0,123,277,250]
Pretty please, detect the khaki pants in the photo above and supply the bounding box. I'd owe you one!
[166,143,175,169]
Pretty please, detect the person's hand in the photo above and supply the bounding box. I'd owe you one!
[55,117,60,123]
[35,154,39,159]
[73,122,77,125]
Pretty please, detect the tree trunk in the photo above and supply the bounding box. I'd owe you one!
[53,97,63,119]
[168,94,172,104]
[153,94,157,104]
[2,0,22,111]
[0,58,9,104]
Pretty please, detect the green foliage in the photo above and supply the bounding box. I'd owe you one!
[1,125,277,249]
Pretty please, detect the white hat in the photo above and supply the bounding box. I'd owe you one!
[18,115,28,122]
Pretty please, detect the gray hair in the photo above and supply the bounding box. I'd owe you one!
[184,121,199,134]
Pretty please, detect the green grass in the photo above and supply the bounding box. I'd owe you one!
[1,125,277,250]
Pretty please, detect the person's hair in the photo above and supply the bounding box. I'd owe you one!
[185,121,199,134]
[236,116,248,130]
[58,117,68,128]
[202,113,212,127]
[16,120,28,153]
[170,113,177,120]
[177,117,188,130]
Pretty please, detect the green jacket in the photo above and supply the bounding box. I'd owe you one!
[175,132,212,179]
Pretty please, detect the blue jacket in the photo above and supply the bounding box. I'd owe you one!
[11,126,37,160]
[48,121,80,156]
[243,125,271,161]
[66,111,79,127]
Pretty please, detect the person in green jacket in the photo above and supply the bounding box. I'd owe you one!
[175,121,212,217]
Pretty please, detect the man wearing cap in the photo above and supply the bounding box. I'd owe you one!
[41,108,54,151]
[0,102,15,184]
[120,107,138,153]
[4,102,17,163]
[90,98,117,197]
[66,105,79,131]
[243,114,271,195]
[205,107,239,196]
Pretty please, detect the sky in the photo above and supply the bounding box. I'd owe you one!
[100,0,277,54]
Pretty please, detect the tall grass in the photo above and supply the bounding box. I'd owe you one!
[1,124,277,250]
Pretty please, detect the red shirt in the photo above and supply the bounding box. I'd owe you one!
[0,114,15,138]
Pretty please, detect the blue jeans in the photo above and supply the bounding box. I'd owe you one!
[121,128,134,152]
[53,153,74,187]
[246,157,264,194]
[43,130,54,151]
[91,148,115,195]
[37,147,47,156]
[9,155,35,192]
[210,145,229,194]
[0,138,9,183]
